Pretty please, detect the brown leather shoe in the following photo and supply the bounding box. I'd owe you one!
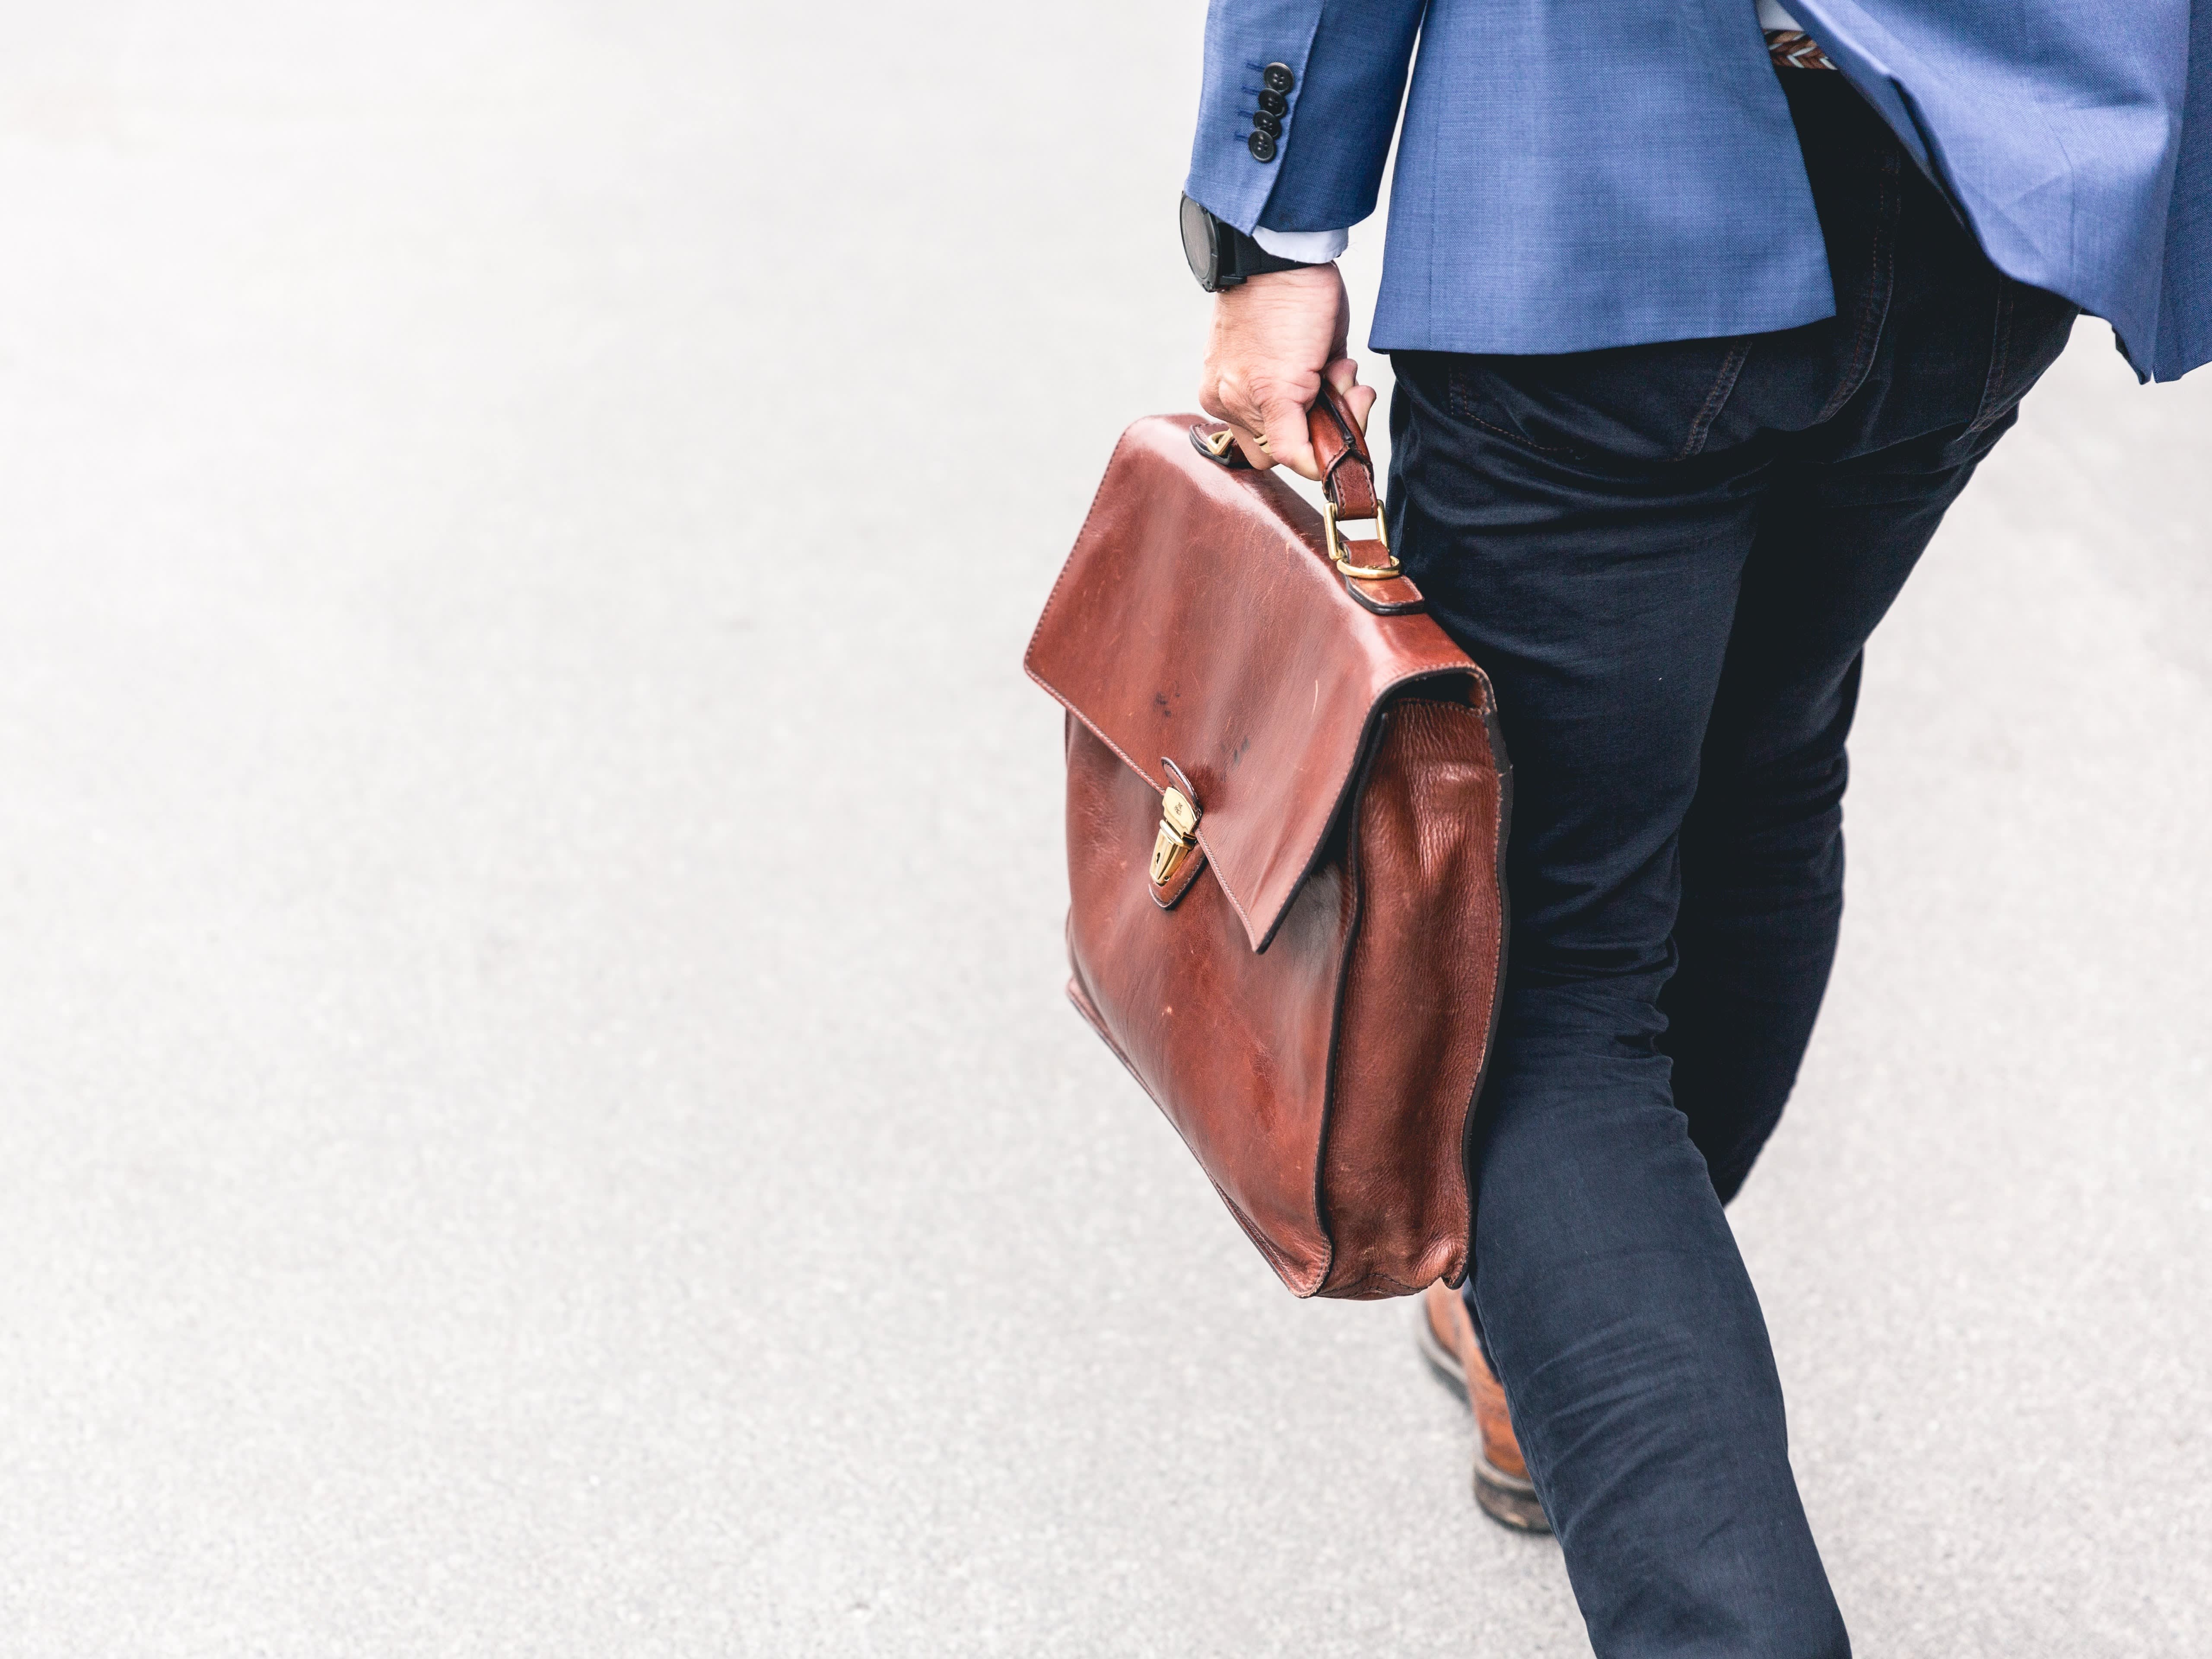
[1417,1281,1551,1533]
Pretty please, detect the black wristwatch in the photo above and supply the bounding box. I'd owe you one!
[1180,193,1324,292]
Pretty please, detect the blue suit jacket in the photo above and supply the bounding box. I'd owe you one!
[1186,0,2211,381]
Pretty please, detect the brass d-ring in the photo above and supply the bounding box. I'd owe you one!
[1325,500,1402,579]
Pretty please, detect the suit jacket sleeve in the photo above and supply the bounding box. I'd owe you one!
[1184,0,1430,235]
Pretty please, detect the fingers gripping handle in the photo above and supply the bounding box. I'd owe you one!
[1186,384,1379,508]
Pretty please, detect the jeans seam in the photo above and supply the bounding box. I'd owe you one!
[1966,281,2018,435]
[1467,413,1580,456]
[1814,149,1901,424]
[1448,369,1584,456]
[1677,340,1754,460]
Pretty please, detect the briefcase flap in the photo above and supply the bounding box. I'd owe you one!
[1024,414,1486,953]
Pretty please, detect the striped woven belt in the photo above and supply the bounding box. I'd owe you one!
[1767,29,1837,70]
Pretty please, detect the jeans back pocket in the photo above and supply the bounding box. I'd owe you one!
[1441,335,1757,467]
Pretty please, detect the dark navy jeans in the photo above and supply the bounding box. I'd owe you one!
[1388,73,2076,1659]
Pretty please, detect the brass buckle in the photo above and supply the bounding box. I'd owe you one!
[1196,427,1237,460]
[1150,785,1201,888]
[1325,500,1401,580]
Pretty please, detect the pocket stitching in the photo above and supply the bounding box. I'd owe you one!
[1446,368,1583,457]
[1814,149,1903,425]
[1465,412,1581,457]
[1676,339,1754,460]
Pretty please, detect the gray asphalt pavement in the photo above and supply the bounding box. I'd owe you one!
[1,3,2208,1655]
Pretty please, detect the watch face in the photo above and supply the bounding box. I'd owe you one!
[1179,193,1221,292]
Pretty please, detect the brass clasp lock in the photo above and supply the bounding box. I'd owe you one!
[1150,785,1201,888]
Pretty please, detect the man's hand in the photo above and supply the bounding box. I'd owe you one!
[1198,263,1376,480]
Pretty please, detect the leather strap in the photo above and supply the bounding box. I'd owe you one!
[1307,383,1379,521]
[1307,384,1421,610]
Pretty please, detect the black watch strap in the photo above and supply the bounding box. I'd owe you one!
[1220,220,1314,284]
[1181,193,1325,292]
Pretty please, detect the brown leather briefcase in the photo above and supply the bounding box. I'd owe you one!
[1024,390,1511,1299]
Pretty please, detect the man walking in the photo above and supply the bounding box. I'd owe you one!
[1177,3,2209,1653]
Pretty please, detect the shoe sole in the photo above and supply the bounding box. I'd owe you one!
[1413,1303,1553,1536]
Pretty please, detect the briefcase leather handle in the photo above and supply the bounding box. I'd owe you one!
[1304,382,1400,583]
[1306,381,1376,516]
[1188,384,1408,596]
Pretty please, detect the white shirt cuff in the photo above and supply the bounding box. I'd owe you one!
[1251,226,1349,263]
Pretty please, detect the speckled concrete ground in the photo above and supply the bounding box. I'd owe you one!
[0,4,2205,1655]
